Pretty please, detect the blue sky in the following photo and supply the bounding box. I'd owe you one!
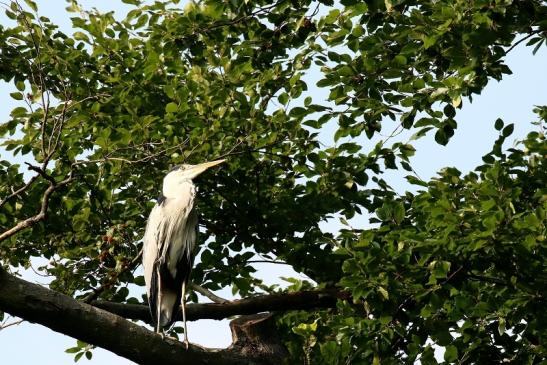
[0,1,546,364]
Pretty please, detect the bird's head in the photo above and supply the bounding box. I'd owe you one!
[162,159,226,195]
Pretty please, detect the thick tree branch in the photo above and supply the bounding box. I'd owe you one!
[0,266,290,365]
[91,289,345,323]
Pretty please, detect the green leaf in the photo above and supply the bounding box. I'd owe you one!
[292,320,318,336]
[423,35,437,49]
[435,128,450,145]
[133,275,145,286]
[10,107,28,117]
[278,92,289,105]
[378,287,389,300]
[289,107,307,118]
[406,175,428,187]
[91,102,100,113]
[394,55,407,65]
[375,204,391,221]
[73,32,90,42]
[23,0,38,12]
[10,92,24,100]
[444,345,458,362]
[393,202,405,224]
[498,317,506,336]
[165,102,178,113]
[502,123,514,137]
[481,199,496,211]
[494,118,504,131]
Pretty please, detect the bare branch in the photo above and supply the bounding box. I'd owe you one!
[65,93,111,110]
[190,282,229,304]
[198,0,285,33]
[504,30,542,55]
[0,318,24,330]
[247,260,289,265]
[40,90,50,156]
[24,162,56,184]
[91,289,346,323]
[0,173,72,242]
[0,174,39,210]
[48,99,68,155]
[72,139,190,166]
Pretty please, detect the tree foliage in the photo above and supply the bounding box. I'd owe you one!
[0,0,546,363]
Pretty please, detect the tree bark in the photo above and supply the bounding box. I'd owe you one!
[0,267,343,364]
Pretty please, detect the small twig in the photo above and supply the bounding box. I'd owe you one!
[198,0,284,33]
[40,90,50,157]
[467,273,507,286]
[408,165,425,183]
[0,319,24,330]
[24,163,56,185]
[65,93,111,110]
[215,138,245,160]
[440,265,463,285]
[504,30,541,55]
[247,260,289,265]
[47,100,68,155]
[310,3,320,17]
[28,263,51,278]
[72,139,190,167]
[190,283,228,304]
[0,175,39,209]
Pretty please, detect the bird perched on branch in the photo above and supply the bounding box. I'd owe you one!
[142,159,225,347]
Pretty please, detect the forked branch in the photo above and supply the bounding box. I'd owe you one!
[0,169,72,242]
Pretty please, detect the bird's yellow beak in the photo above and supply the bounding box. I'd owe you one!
[188,159,226,177]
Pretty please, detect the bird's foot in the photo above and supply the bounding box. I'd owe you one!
[158,332,179,342]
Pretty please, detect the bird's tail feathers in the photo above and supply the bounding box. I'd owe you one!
[159,290,178,328]
[149,266,178,330]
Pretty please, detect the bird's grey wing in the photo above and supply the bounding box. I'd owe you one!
[142,203,168,310]
[173,207,197,285]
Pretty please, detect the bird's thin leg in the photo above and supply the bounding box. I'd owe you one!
[181,280,189,349]
[156,266,162,335]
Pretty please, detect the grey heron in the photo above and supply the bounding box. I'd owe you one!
[142,159,225,347]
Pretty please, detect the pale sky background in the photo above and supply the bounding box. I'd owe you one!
[0,1,546,364]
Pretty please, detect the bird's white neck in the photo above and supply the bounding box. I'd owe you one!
[162,175,195,199]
